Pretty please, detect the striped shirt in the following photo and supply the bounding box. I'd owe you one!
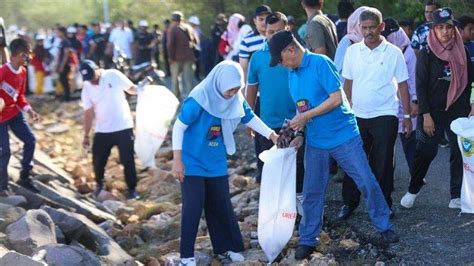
[239,30,265,59]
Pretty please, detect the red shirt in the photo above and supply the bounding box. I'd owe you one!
[0,63,30,123]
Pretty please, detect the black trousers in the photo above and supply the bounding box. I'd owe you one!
[59,65,71,101]
[180,176,244,258]
[408,112,464,198]
[256,127,305,193]
[342,115,398,208]
[92,128,137,190]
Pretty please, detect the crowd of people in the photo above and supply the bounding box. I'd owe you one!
[1,0,474,265]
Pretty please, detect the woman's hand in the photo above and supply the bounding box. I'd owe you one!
[172,158,185,183]
[423,113,435,137]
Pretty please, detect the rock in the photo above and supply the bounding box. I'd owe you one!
[6,209,56,256]
[45,124,69,134]
[320,231,332,246]
[0,202,26,231]
[102,200,125,214]
[33,181,116,223]
[32,243,101,266]
[33,150,74,184]
[159,251,212,266]
[0,195,27,207]
[98,220,115,235]
[55,225,66,244]
[156,147,173,160]
[0,245,10,257]
[132,201,177,220]
[0,251,46,266]
[231,175,250,188]
[339,239,360,250]
[140,214,181,242]
[9,182,67,210]
[41,206,136,265]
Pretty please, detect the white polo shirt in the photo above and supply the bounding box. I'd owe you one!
[81,69,134,133]
[342,39,409,119]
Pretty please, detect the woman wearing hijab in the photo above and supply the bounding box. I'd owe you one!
[401,8,474,210]
[334,6,369,75]
[219,13,250,61]
[172,61,278,265]
[383,18,418,174]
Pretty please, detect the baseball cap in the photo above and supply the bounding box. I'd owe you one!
[138,20,148,27]
[66,26,77,34]
[80,60,99,81]
[382,18,400,37]
[188,16,200,25]
[431,7,455,27]
[255,5,272,17]
[172,11,183,21]
[268,30,295,67]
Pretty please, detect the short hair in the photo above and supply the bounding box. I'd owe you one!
[337,1,355,19]
[9,38,30,56]
[303,0,323,8]
[57,26,67,34]
[458,15,474,29]
[425,1,441,8]
[265,12,288,26]
[399,20,414,28]
[359,8,383,25]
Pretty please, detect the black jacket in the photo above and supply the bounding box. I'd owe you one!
[416,46,473,116]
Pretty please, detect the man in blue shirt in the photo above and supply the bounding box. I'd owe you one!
[268,30,398,260]
[246,12,305,209]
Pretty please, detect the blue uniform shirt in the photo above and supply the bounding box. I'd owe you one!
[288,51,359,149]
[179,97,254,177]
[247,43,296,129]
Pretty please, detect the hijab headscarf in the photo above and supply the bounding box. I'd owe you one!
[427,26,468,110]
[345,6,370,43]
[226,13,245,47]
[189,61,245,155]
[387,27,410,51]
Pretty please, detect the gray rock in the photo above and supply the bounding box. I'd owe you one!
[102,200,125,214]
[6,209,56,256]
[41,206,135,265]
[33,243,101,266]
[0,202,26,231]
[0,195,27,207]
[0,251,46,266]
[33,181,116,223]
[0,245,10,257]
[54,225,66,244]
[160,251,212,266]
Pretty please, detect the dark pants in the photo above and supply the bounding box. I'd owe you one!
[342,116,398,208]
[0,113,36,190]
[253,97,264,182]
[59,65,71,101]
[408,112,463,198]
[92,128,137,190]
[256,127,305,193]
[399,132,416,174]
[180,176,244,258]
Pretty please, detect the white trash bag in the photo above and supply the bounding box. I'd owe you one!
[258,147,297,263]
[135,85,179,168]
[450,117,474,213]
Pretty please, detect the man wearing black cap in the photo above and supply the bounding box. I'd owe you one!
[301,0,338,60]
[268,30,399,260]
[80,60,140,200]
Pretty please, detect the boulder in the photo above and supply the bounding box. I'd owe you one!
[6,209,56,256]
[0,202,26,231]
[33,243,101,266]
[0,251,46,266]
[0,195,27,207]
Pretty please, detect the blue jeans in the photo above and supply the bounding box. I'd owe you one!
[0,113,36,190]
[299,136,392,247]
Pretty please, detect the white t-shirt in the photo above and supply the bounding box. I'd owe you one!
[342,39,409,119]
[81,69,134,133]
[108,27,134,59]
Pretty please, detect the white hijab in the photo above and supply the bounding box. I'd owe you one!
[188,61,245,155]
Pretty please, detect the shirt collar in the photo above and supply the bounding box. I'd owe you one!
[307,10,323,23]
[360,37,389,52]
[293,50,311,71]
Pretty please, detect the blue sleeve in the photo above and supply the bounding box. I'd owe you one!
[247,54,259,84]
[240,100,255,124]
[316,56,342,94]
[178,98,203,125]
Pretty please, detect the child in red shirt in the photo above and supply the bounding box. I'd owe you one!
[0,38,40,195]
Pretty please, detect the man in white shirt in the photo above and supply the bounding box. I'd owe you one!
[108,20,134,60]
[338,7,412,220]
[80,60,139,200]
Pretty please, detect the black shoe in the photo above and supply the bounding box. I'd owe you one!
[381,229,400,243]
[17,179,40,193]
[295,245,315,260]
[127,189,140,200]
[337,205,355,220]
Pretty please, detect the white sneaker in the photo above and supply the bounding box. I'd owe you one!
[179,257,196,266]
[449,198,461,209]
[400,192,418,209]
[296,193,304,217]
[217,251,244,263]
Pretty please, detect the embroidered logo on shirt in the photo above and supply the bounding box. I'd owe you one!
[439,64,452,82]
[207,125,222,140]
[296,99,310,113]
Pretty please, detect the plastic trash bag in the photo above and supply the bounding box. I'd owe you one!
[450,117,474,213]
[135,85,179,168]
[258,147,297,263]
